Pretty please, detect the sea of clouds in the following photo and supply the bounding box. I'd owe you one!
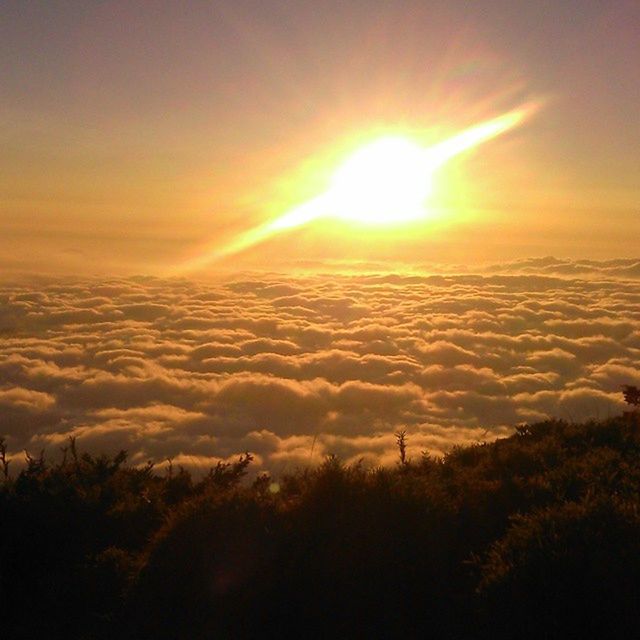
[1,257,639,474]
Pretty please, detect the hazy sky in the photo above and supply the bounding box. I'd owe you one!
[2,0,639,274]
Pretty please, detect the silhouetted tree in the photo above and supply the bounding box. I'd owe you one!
[395,429,408,465]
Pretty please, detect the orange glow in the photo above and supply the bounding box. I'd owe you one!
[173,103,538,274]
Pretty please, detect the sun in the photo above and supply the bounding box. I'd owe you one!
[325,136,434,225]
[171,103,538,273]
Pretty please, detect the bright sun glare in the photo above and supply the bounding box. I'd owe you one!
[326,136,433,225]
[173,102,538,272]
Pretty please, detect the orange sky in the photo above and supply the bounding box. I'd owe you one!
[1,0,638,275]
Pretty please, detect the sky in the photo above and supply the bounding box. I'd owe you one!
[2,0,639,274]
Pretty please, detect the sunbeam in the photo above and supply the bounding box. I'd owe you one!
[174,103,538,274]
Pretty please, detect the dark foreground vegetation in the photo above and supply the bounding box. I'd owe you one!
[2,400,640,638]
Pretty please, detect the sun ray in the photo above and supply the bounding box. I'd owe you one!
[171,102,538,274]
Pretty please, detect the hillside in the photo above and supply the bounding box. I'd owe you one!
[2,409,640,639]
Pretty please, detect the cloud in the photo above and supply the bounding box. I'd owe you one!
[1,259,638,472]
[482,257,640,279]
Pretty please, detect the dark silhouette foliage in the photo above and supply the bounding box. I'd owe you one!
[623,384,640,407]
[2,408,640,639]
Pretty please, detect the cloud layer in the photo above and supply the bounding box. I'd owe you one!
[1,260,639,473]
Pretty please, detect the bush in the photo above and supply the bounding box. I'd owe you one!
[3,415,640,638]
[478,496,640,638]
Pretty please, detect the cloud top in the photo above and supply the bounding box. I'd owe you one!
[1,260,638,473]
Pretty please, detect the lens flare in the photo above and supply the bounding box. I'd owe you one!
[173,103,538,273]
[327,136,432,224]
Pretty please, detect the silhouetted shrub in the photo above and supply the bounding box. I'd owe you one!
[478,496,640,639]
[3,413,640,638]
[128,491,280,639]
